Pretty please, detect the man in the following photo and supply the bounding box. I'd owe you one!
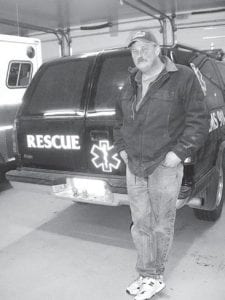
[113,29,209,300]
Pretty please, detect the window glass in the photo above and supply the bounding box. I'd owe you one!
[216,61,225,88]
[200,61,224,110]
[93,54,133,111]
[18,63,32,86]
[8,63,20,86]
[25,59,90,115]
[7,62,32,87]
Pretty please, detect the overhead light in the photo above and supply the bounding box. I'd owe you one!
[203,35,225,40]
[204,26,225,30]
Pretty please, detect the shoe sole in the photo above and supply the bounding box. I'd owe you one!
[134,284,166,300]
[152,284,166,298]
[126,288,139,296]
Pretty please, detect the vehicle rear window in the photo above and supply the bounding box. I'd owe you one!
[92,53,133,111]
[7,61,32,88]
[24,59,90,115]
[200,60,224,110]
[216,61,225,88]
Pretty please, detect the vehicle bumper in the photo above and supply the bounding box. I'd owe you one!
[6,168,128,206]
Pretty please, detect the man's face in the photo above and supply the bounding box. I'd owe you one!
[130,40,158,73]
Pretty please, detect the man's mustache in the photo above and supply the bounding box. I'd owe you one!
[137,57,146,63]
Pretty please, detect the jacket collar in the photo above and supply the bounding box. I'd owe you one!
[129,56,178,84]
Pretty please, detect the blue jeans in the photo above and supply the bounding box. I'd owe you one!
[126,163,183,278]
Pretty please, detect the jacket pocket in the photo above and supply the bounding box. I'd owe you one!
[152,90,175,102]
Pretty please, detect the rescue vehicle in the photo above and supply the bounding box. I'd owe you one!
[6,44,225,221]
[0,34,42,178]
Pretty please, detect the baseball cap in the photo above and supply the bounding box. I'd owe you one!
[128,29,158,47]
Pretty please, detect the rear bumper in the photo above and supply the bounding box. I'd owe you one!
[6,168,128,206]
[7,167,214,209]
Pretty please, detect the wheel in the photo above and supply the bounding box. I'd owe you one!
[0,171,4,183]
[193,164,224,221]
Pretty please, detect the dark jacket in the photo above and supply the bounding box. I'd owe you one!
[113,56,209,177]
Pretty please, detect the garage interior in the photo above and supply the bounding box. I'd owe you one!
[0,0,225,299]
[0,0,225,60]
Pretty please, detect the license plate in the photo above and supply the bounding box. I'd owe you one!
[66,177,114,204]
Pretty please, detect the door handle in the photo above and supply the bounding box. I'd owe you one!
[90,130,109,142]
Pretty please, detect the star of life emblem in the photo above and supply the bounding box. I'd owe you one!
[90,140,121,172]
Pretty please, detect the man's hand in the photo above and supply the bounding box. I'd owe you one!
[120,150,128,164]
[162,151,182,168]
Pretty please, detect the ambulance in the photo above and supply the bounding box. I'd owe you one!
[6,44,225,221]
[0,34,42,177]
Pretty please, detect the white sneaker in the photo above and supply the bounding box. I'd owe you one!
[126,276,144,295]
[134,277,165,300]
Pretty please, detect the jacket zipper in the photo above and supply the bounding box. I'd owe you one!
[138,71,168,165]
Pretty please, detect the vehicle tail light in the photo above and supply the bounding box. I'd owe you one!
[12,119,19,155]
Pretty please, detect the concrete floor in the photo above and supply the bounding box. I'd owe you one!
[0,180,225,300]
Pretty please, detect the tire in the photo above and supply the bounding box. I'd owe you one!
[0,171,4,183]
[193,164,224,221]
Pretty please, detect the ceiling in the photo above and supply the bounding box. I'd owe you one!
[0,0,225,36]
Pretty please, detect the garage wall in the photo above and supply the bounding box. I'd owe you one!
[31,12,225,62]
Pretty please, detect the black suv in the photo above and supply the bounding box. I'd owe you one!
[6,45,225,221]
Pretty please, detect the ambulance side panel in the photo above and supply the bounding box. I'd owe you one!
[0,35,42,168]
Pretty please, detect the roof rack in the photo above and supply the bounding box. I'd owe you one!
[173,43,224,61]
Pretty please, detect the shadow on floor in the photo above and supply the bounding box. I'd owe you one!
[38,199,216,255]
[39,202,134,249]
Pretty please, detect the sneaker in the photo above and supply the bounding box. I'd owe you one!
[134,277,165,300]
[126,276,144,296]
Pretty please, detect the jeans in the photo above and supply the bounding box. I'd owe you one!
[126,163,183,278]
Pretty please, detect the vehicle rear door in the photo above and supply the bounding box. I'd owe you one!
[85,49,133,176]
[17,56,95,171]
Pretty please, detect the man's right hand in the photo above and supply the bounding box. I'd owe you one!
[120,150,128,164]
